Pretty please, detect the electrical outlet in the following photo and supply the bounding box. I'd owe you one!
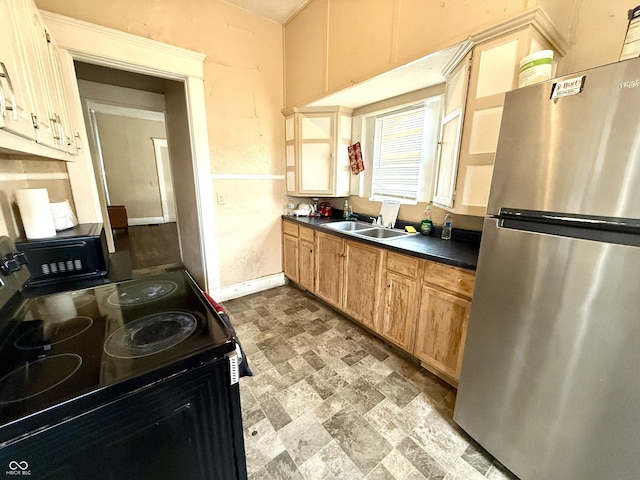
[216,193,225,205]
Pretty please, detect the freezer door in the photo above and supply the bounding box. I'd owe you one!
[488,57,640,218]
[454,218,640,480]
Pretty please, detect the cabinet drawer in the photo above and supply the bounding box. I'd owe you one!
[423,260,475,298]
[282,221,299,237]
[299,226,314,242]
[386,252,420,279]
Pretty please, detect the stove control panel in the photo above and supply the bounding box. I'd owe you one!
[0,236,31,308]
[1,251,28,275]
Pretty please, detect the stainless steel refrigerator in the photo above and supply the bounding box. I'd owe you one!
[454,58,640,480]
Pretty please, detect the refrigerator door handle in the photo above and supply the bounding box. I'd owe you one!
[497,209,640,247]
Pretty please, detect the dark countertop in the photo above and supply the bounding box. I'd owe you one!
[283,215,480,271]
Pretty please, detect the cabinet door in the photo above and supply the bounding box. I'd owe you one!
[380,270,418,351]
[342,240,383,330]
[414,285,471,384]
[299,238,315,291]
[282,233,299,283]
[433,52,470,208]
[298,226,315,291]
[454,30,528,216]
[299,112,334,195]
[0,1,37,140]
[314,232,343,308]
[10,0,63,150]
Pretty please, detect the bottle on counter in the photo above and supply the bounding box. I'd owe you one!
[441,213,453,240]
[343,200,349,219]
[420,206,432,235]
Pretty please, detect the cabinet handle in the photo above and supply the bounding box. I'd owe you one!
[0,86,5,118]
[387,284,391,288]
[55,114,65,144]
[50,117,60,140]
[0,62,17,120]
[74,132,82,153]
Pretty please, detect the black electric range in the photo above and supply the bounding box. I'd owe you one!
[0,238,247,479]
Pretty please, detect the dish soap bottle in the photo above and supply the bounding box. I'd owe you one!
[441,213,453,240]
[420,206,432,235]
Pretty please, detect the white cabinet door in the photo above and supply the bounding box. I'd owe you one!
[283,107,353,197]
[9,0,68,152]
[432,53,470,209]
[0,1,37,140]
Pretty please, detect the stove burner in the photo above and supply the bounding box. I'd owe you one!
[14,317,93,350]
[0,354,82,404]
[104,311,197,358]
[107,281,178,307]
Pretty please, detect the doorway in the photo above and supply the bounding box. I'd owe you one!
[75,61,181,274]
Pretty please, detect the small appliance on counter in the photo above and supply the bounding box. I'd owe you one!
[15,223,108,288]
[293,203,314,217]
[318,202,333,217]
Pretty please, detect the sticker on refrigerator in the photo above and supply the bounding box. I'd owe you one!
[551,75,586,99]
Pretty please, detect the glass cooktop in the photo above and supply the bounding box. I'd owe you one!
[0,269,236,436]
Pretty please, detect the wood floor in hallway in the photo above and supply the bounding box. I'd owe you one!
[113,222,182,274]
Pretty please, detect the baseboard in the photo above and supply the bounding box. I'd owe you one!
[128,217,165,226]
[210,272,286,302]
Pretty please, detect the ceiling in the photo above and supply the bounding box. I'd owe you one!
[223,0,308,24]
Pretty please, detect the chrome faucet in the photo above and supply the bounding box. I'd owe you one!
[370,215,383,226]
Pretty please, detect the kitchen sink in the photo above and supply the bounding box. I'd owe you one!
[321,221,373,232]
[352,228,409,239]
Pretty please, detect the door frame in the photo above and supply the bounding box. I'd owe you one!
[42,10,219,292]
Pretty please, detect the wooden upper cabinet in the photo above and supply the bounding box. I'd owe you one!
[283,0,328,108]
[326,0,395,92]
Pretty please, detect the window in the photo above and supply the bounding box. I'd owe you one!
[369,98,441,203]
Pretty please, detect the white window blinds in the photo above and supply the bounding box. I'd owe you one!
[371,105,429,202]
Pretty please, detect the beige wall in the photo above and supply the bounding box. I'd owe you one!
[0,157,76,239]
[96,113,167,220]
[35,0,285,289]
[23,0,638,280]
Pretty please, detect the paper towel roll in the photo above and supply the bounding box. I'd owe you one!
[50,199,78,231]
[15,188,57,239]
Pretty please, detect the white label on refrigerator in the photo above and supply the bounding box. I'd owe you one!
[551,76,586,99]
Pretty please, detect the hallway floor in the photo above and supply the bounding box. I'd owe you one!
[222,284,518,480]
[112,222,182,276]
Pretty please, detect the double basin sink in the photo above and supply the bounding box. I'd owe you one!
[320,221,412,241]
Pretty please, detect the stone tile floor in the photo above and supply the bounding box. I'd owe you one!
[223,284,519,480]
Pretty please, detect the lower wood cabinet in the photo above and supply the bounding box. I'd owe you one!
[282,232,299,283]
[342,240,383,330]
[298,226,315,291]
[282,220,314,290]
[414,261,475,386]
[282,220,476,387]
[314,231,344,309]
[379,252,420,352]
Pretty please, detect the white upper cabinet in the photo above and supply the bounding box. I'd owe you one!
[0,1,39,140]
[284,106,352,197]
[0,0,79,159]
[433,20,565,216]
